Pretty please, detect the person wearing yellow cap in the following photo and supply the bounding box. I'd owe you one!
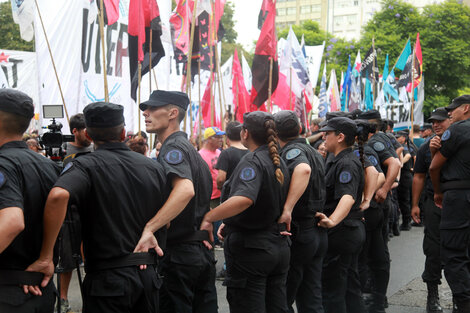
[200,126,225,248]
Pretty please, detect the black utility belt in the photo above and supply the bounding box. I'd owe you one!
[85,252,157,272]
[441,180,470,193]
[223,223,287,237]
[0,270,44,286]
[167,230,211,246]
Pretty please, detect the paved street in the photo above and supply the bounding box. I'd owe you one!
[65,225,453,312]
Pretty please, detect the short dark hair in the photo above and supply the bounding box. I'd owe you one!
[0,111,31,135]
[169,105,186,123]
[69,113,86,131]
[225,121,242,141]
[86,123,124,142]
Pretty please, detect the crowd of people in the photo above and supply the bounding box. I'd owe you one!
[0,87,469,313]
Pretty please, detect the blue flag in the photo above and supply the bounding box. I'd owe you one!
[383,54,389,81]
[365,79,373,110]
[395,40,411,71]
[341,55,352,111]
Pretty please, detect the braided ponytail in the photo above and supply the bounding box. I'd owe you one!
[358,138,365,169]
[265,119,284,185]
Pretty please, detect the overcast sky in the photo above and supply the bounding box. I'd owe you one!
[233,0,263,52]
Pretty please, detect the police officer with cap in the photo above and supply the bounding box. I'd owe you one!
[0,89,60,313]
[274,110,327,313]
[199,111,290,313]
[25,101,168,313]
[316,117,366,313]
[395,130,415,231]
[430,95,470,312]
[138,90,217,313]
[412,107,451,313]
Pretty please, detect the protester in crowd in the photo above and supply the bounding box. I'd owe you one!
[200,111,291,313]
[126,135,149,156]
[25,102,168,313]
[315,117,366,313]
[413,124,425,148]
[317,141,327,159]
[25,137,42,154]
[412,107,451,313]
[0,89,60,313]
[420,123,434,140]
[149,139,162,159]
[430,95,470,313]
[138,90,217,313]
[274,110,327,313]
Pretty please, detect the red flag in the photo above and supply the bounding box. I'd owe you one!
[170,0,191,63]
[413,33,422,87]
[128,0,165,100]
[272,70,294,110]
[232,50,250,122]
[250,0,278,108]
[96,0,120,25]
[200,73,221,128]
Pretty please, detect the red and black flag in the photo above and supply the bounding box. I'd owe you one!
[170,0,191,64]
[250,0,278,108]
[257,0,271,29]
[128,0,165,101]
[96,0,120,25]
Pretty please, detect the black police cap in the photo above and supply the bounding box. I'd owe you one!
[274,110,300,139]
[83,102,124,128]
[139,90,189,111]
[428,107,448,122]
[319,116,357,137]
[420,123,432,131]
[395,130,408,137]
[446,95,470,111]
[326,111,350,121]
[0,89,34,119]
[358,109,382,120]
[242,111,274,134]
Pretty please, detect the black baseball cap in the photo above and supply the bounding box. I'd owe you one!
[319,117,357,137]
[243,111,274,134]
[139,90,189,111]
[274,110,300,139]
[83,102,124,128]
[445,95,470,111]
[420,123,432,131]
[395,130,408,138]
[0,89,34,119]
[428,107,448,122]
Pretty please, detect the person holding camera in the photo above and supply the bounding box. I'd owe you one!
[0,89,60,313]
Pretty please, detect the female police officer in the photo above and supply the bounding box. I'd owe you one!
[200,111,291,313]
[274,110,327,313]
[315,116,366,313]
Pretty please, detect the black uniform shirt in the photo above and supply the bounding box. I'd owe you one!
[223,145,290,231]
[157,131,212,242]
[440,119,470,182]
[402,142,416,174]
[280,138,326,221]
[414,137,434,196]
[353,144,378,170]
[215,146,249,180]
[324,147,364,219]
[0,141,60,270]
[54,142,167,262]
[367,132,397,174]
[386,132,402,151]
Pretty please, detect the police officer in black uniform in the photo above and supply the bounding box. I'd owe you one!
[412,107,450,313]
[430,95,470,313]
[273,110,327,313]
[395,130,415,231]
[200,111,291,313]
[138,90,217,313]
[25,102,167,313]
[315,117,366,313]
[0,89,60,313]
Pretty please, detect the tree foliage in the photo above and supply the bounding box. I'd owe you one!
[0,2,34,51]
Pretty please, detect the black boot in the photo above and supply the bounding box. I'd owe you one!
[426,283,443,313]
[368,293,386,313]
[392,221,400,236]
[400,219,412,231]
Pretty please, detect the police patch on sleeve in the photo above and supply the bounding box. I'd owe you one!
[165,149,183,165]
[240,167,256,181]
[368,155,378,166]
[354,150,360,158]
[373,142,385,152]
[61,162,73,175]
[286,148,301,160]
[441,130,451,141]
[0,171,5,189]
[339,171,352,184]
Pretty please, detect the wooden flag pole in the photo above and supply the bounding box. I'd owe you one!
[98,0,109,102]
[138,63,142,136]
[33,0,70,124]
[185,0,198,136]
[152,69,159,90]
[211,1,225,131]
[410,44,416,137]
[268,57,273,113]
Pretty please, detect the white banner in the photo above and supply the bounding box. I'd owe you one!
[0,49,39,106]
[304,42,325,88]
